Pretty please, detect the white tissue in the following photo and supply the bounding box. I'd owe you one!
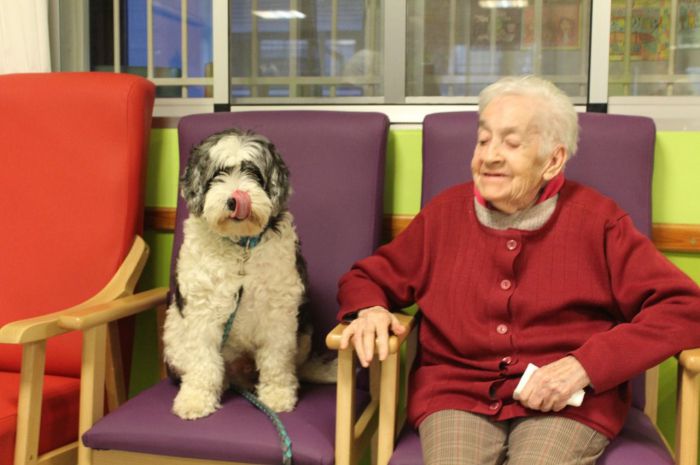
[513,363,585,407]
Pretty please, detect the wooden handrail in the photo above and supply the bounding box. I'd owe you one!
[145,207,700,254]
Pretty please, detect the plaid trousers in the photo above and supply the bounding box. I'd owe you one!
[418,409,609,465]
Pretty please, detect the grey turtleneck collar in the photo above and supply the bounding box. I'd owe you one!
[474,195,558,231]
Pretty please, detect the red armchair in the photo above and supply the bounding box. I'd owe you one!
[0,72,156,465]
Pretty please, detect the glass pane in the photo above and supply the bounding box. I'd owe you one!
[89,0,117,71]
[229,0,383,101]
[88,0,213,99]
[609,0,700,96]
[187,1,214,97]
[406,0,591,102]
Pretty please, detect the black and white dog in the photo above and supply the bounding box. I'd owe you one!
[163,128,330,420]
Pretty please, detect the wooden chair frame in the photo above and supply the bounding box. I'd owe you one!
[61,331,378,465]
[366,312,700,465]
[327,314,417,465]
[55,277,375,465]
[0,236,165,465]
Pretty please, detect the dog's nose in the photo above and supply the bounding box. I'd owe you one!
[228,190,251,220]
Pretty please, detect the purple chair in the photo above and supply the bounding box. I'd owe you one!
[380,112,691,465]
[79,111,389,465]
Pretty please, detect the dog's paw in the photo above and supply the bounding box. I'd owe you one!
[172,385,221,420]
[256,383,297,412]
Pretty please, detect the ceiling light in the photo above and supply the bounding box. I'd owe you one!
[479,0,529,8]
[253,10,306,20]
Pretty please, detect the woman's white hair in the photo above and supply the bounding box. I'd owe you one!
[478,75,579,160]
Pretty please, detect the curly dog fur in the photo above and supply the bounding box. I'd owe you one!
[163,128,318,420]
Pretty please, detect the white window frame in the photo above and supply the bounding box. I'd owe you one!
[54,0,700,128]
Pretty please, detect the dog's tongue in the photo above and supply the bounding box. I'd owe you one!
[230,190,251,220]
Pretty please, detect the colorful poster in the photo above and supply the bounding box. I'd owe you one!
[678,0,700,48]
[523,0,581,49]
[610,0,670,61]
[470,6,522,50]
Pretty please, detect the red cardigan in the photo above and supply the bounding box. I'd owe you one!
[337,181,700,438]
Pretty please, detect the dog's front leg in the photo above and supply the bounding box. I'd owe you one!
[173,360,225,420]
[164,305,227,420]
[255,329,300,413]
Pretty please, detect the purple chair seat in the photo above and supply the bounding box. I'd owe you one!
[84,380,368,465]
[388,409,673,465]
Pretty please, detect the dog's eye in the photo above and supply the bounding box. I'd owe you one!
[206,167,234,190]
[214,167,234,179]
[240,161,266,188]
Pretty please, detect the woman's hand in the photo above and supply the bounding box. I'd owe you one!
[338,306,406,367]
[515,356,590,412]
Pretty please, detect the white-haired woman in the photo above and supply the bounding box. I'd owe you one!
[337,75,700,464]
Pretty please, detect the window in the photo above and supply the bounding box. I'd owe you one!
[86,0,597,106]
[229,0,383,101]
[80,0,700,119]
[406,0,592,103]
[608,0,700,96]
[89,0,214,98]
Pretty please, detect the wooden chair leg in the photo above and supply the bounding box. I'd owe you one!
[377,351,400,465]
[14,341,46,465]
[78,325,108,465]
[643,365,659,423]
[675,367,700,465]
[105,321,126,411]
[335,348,357,465]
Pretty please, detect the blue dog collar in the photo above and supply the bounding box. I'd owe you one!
[236,235,262,249]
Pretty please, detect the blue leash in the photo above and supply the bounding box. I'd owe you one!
[221,287,293,465]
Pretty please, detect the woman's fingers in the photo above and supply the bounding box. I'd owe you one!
[339,306,396,367]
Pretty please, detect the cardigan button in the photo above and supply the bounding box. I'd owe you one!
[496,324,509,335]
[489,401,501,411]
[499,356,514,371]
[500,279,512,290]
[506,239,518,251]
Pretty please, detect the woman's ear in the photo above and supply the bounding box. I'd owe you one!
[542,145,567,181]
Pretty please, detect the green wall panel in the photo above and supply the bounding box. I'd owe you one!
[653,132,700,224]
[129,230,173,396]
[145,129,179,208]
[385,129,422,215]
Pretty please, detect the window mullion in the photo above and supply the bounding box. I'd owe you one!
[588,0,611,107]
[447,0,456,97]
[289,0,299,98]
[383,0,406,103]
[146,0,154,79]
[365,0,380,97]
[252,0,260,98]
[113,0,121,72]
[533,0,543,76]
[668,0,679,96]
[213,0,229,106]
[181,0,189,98]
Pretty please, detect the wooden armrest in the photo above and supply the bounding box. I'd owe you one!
[0,312,67,345]
[0,288,168,344]
[679,348,700,376]
[325,312,416,353]
[58,287,169,330]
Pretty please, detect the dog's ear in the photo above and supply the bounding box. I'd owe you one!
[262,141,291,212]
[181,140,213,216]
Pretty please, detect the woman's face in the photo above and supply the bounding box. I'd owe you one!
[471,94,563,214]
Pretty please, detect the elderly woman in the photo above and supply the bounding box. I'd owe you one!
[336,75,700,465]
